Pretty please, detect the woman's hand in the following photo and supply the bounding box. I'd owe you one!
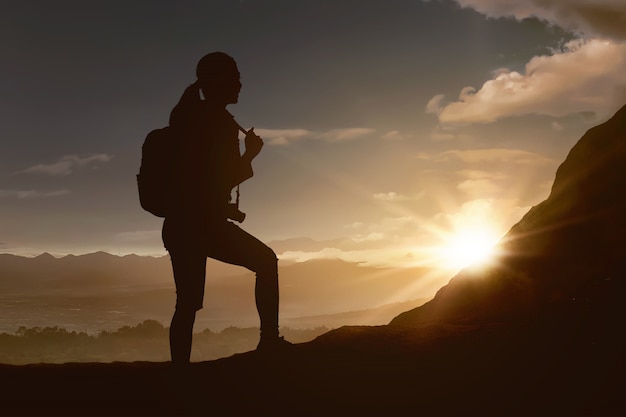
[243,128,264,160]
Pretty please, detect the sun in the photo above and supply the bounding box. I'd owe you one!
[437,227,501,271]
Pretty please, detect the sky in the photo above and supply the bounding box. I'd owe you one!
[1,0,626,272]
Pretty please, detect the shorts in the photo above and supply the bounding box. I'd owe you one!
[164,218,278,312]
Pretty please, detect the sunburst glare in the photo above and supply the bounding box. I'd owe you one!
[410,198,509,273]
[437,226,501,271]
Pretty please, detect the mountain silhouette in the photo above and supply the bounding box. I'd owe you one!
[0,252,431,334]
[391,103,626,327]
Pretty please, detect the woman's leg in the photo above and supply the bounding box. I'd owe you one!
[205,222,280,340]
[168,250,207,365]
[169,306,196,365]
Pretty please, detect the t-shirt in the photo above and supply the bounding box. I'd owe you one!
[166,94,252,225]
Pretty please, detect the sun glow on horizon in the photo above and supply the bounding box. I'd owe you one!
[437,227,501,271]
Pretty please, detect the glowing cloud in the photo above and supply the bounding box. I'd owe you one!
[432,148,554,165]
[426,94,445,115]
[381,130,406,140]
[373,192,410,201]
[254,128,313,146]
[432,39,626,124]
[319,128,376,142]
[457,179,501,196]
[256,127,375,145]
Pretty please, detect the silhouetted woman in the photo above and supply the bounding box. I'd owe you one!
[163,52,290,365]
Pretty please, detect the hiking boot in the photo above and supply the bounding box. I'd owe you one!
[256,335,293,352]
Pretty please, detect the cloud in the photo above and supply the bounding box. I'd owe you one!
[346,221,365,230]
[456,169,508,180]
[429,124,474,141]
[426,94,445,115]
[453,0,626,41]
[254,128,313,146]
[429,148,554,165]
[18,154,113,176]
[381,130,406,140]
[114,230,162,242]
[457,179,501,196]
[373,192,409,201]
[278,230,423,267]
[551,121,564,131]
[0,189,71,199]
[352,232,386,243]
[428,1,626,125]
[454,169,507,196]
[431,39,626,124]
[256,127,375,145]
[279,246,399,266]
[345,216,416,247]
[319,128,376,142]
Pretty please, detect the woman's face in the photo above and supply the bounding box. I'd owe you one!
[200,67,242,106]
[222,69,242,104]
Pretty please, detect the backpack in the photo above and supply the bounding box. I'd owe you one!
[137,113,248,219]
[136,126,178,217]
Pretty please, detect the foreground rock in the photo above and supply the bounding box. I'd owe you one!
[1,317,623,416]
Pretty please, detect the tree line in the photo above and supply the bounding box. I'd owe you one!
[0,320,329,365]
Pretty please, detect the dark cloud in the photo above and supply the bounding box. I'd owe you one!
[0,189,71,199]
[454,0,626,40]
[17,154,113,176]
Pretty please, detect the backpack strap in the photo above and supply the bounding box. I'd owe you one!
[227,111,248,209]
[227,110,248,135]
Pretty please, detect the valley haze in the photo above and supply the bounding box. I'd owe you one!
[0,249,433,335]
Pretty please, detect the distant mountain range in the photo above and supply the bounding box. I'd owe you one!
[0,251,431,333]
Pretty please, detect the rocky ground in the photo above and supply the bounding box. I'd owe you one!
[1,314,623,417]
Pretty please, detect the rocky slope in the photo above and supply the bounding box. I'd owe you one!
[392,104,626,326]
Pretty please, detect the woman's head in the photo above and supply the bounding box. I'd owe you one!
[195,52,241,105]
